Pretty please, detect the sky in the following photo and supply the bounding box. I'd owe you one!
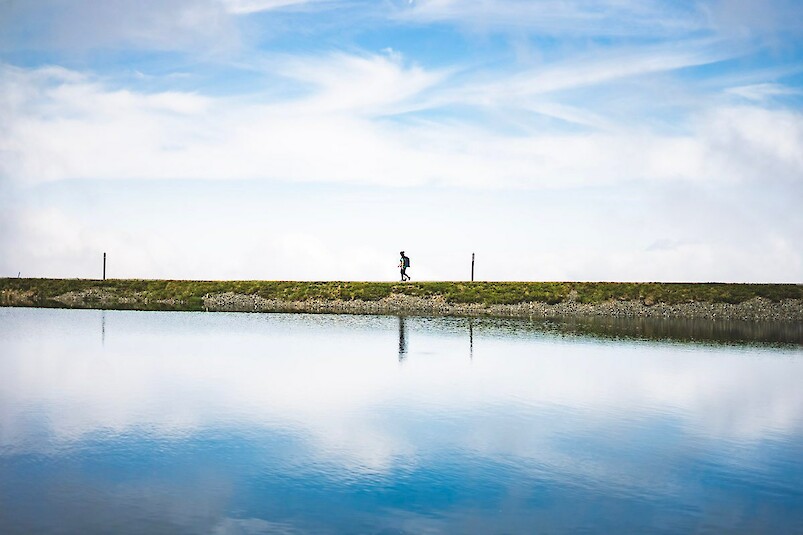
[1,0,801,282]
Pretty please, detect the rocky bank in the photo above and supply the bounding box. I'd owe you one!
[2,288,802,322]
[201,292,803,321]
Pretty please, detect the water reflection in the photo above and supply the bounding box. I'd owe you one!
[469,318,474,360]
[541,315,802,346]
[398,315,407,362]
[1,307,802,534]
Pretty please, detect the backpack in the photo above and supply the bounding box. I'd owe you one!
[404,256,410,268]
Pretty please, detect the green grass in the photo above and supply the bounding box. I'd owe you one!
[1,278,801,308]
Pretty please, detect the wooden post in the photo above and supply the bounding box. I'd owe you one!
[103,252,106,281]
[471,252,475,282]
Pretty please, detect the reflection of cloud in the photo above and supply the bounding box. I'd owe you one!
[213,517,302,535]
[1,309,802,475]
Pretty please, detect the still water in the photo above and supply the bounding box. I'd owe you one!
[1,307,802,534]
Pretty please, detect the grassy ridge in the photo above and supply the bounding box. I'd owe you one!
[1,278,801,306]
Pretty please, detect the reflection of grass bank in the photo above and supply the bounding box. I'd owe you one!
[2,278,801,308]
[542,316,803,347]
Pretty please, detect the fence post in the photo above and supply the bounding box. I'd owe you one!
[471,252,475,282]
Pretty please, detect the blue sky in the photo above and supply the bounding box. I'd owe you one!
[1,0,802,281]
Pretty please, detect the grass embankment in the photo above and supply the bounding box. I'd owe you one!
[1,278,801,310]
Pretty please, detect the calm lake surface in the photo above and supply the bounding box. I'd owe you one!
[1,307,802,534]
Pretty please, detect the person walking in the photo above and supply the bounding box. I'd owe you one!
[399,251,411,281]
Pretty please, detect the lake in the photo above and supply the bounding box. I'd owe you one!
[1,307,802,534]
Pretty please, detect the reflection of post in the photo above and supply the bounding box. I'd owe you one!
[398,316,408,362]
[101,310,106,346]
[469,318,474,360]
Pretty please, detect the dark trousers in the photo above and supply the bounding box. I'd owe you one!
[400,268,409,281]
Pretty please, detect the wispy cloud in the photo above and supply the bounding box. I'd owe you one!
[726,83,800,101]
[272,51,449,115]
[4,52,801,190]
[426,40,737,120]
[220,0,327,14]
[401,0,803,43]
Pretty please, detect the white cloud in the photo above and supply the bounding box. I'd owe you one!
[3,58,802,191]
[220,0,324,14]
[699,105,803,183]
[274,51,448,115]
[2,0,802,284]
[1,57,801,282]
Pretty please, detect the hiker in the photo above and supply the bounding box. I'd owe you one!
[399,251,411,281]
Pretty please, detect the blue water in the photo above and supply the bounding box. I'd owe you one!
[1,307,802,534]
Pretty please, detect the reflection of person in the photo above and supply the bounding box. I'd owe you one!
[399,251,411,282]
[398,316,407,362]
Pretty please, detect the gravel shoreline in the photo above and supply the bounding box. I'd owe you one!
[203,292,802,322]
[2,289,801,322]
